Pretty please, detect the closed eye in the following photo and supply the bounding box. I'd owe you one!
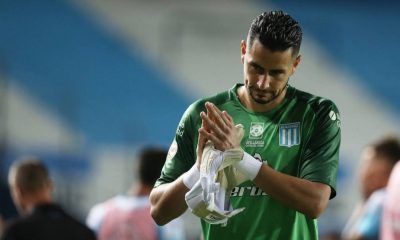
[249,62,264,74]
[269,70,285,76]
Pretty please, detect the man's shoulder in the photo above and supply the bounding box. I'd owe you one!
[2,214,50,239]
[366,189,387,208]
[3,206,95,240]
[292,87,339,114]
[55,206,96,239]
[87,196,119,224]
[2,217,30,238]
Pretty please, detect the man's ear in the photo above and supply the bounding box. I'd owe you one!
[240,40,246,64]
[291,55,301,75]
[10,185,25,204]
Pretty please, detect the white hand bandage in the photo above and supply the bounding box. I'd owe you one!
[234,152,263,181]
[182,164,200,189]
[185,141,245,226]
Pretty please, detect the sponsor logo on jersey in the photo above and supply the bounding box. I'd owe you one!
[279,122,300,147]
[176,122,184,136]
[166,139,178,161]
[249,122,265,139]
[329,110,341,128]
[329,110,337,121]
[246,122,266,147]
[231,186,268,197]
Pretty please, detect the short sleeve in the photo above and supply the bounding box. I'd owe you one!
[357,189,385,239]
[86,204,106,234]
[154,102,201,187]
[300,99,341,199]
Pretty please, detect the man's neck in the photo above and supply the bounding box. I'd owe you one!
[23,194,52,215]
[131,184,151,197]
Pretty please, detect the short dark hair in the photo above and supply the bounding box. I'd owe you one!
[247,10,302,56]
[8,157,51,193]
[371,136,400,166]
[138,147,167,186]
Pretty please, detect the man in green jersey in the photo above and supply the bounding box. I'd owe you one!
[150,10,341,240]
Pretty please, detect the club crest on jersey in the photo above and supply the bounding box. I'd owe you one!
[249,122,265,139]
[279,122,300,147]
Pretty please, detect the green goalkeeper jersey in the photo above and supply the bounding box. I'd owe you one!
[155,84,341,240]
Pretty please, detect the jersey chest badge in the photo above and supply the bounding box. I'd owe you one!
[245,122,265,147]
[249,122,265,139]
[279,122,301,147]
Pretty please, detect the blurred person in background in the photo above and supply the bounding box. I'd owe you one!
[86,147,185,240]
[0,215,4,237]
[0,181,18,235]
[381,161,400,239]
[342,136,400,240]
[1,157,96,240]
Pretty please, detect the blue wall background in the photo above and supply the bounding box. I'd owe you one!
[0,0,190,148]
[1,0,399,150]
[267,0,400,111]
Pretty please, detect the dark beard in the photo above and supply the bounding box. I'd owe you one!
[249,84,288,104]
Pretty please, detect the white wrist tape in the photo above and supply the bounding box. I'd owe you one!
[234,152,262,180]
[182,164,200,189]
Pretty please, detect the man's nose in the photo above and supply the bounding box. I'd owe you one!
[257,74,270,89]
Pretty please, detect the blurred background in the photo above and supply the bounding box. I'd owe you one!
[0,0,399,239]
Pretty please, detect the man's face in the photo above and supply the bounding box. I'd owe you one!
[9,183,27,214]
[8,170,28,214]
[358,148,392,200]
[241,38,300,105]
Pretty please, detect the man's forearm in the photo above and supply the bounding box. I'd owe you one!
[149,177,189,225]
[254,164,331,219]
